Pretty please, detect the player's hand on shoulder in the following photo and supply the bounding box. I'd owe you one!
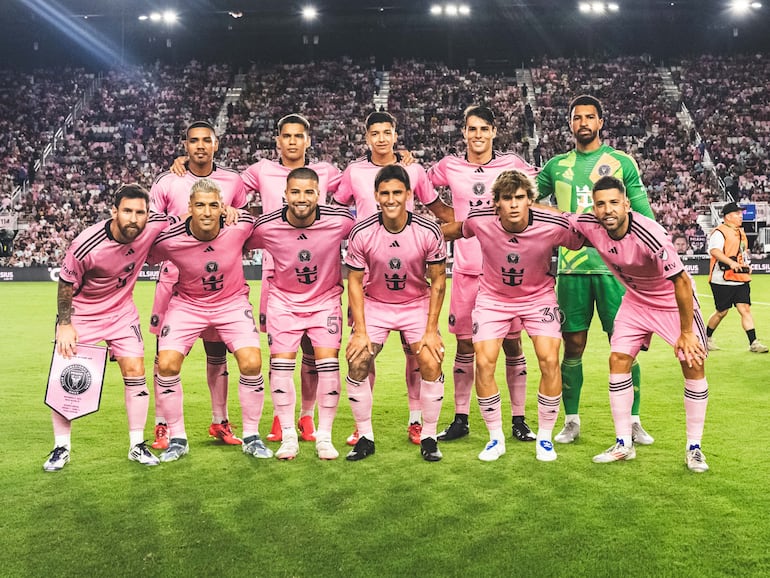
[223,205,241,226]
[170,155,188,176]
[399,149,416,166]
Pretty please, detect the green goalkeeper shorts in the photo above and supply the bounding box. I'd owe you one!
[557,274,625,334]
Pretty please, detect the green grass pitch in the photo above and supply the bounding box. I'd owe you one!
[1,276,770,576]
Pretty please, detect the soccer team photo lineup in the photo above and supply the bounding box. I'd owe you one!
[36,92,768,476]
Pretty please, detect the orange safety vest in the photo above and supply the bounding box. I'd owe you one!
[708,223,751,283]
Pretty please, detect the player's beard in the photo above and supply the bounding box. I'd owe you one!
[117,224,142,242]
[574,129,598,146]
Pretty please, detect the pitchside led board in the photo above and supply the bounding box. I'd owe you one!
[45,343,108,420]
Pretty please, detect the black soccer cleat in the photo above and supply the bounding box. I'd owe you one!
[420,437,443,462]
[512,416,537,442]
[437,415,470,441]
[346,436,375,461]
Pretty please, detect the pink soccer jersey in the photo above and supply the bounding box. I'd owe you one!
[240,158,342,213]
[59,213,172,316]
[345,212,446,304]
[150,212,257,307]
[462,206,583,300]
[150,163,248,215]
[247,205,355,310]
[332,153,438,219]
[570,211,686,310]
[428,151,539,276]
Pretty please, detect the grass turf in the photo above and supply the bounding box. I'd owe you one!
[1,276,770,576]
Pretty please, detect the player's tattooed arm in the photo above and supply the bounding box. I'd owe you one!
[57,280,74,325]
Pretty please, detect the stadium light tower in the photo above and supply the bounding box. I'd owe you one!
[578,2,620,15]
[302,6,318,20]
[729,0,763,13]
[430,4,471,17]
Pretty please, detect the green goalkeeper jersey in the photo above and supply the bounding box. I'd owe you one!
[536,143,654,274]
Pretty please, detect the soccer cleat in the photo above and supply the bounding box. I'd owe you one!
[346,428,360,446]
[315,438,339,460]
[420,437,443,462]
[128,441,160,466]
[592,439,636,463]
[346,436,375,461]
[242,435,274,459]
[437,417,470,441]
[208,420,242,445]
[43,446,70,472]
[160,438,189,463]
[266,415,282,442]
[554,421,580,444]
[478,438,506,462]
[297,416,317,442]
[275,434,300,460]
[512,416,537,441]
[685,445,709,473]
[407,422,423,445]
[536,439,558,462]
[152,423,169,450]
[631,422,655,445]
[706,337,720,351]
[750,339,769,353]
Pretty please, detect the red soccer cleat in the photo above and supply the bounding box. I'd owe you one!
[208,420,243,445]
[266,415,282,442]
[346,428,360,446]
[407,422,423,445]
[297,415,317,442]
[152,423,169,450]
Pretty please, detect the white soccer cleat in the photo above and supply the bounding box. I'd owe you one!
[750,339,769,353]
[554,421,580,444]
[478,438,506,462]
[631,422,655,445]
[275,435,300,460]
[536,439,558,462]
[685,446,709,473]
[43,446,70,472]
[706,337,720,351]
[160,438,189,463]
[315,437,339,460]
[242,435,273,459]
[593,439,636,463]
[128,441,160,466]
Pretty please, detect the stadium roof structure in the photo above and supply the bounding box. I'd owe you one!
[3,0,769,68]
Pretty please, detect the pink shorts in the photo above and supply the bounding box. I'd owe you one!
[611,299,707,360]
[450,272,520,340]
[159,295,260,355]
[73,305,144,358]
[472,293,562,342]
[267,296,343,354]
[361,297,432,346]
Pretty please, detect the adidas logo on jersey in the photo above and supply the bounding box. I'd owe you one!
[297,233,308,240]
[204,246,215,252]
[609,247,618,254]
[508,237,518,243]
[125,248,135,256]
[474,167,484,173]
[390,241,400,248]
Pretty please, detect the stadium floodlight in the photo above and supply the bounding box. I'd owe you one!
[591,2,606,13]
[608,2,619,10]
[459,5,471,15]
[445,4,459,16]
[578,2,591,11]
[149,12,162,22]
[162,11,177,24]
[430,5,443,15]
[751,2,763,8]
[302,6,318,20]
[138,14,149,21]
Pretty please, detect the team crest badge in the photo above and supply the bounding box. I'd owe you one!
[507,252,520,264]
[60,364,92,395]
[205,261,219,273]
[389,257,402,270]
[597,164,612,177]
[448,314,456,327]
[472,182,486,197]
[298,249,311,262]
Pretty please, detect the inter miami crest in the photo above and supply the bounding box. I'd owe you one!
[298,249,311,262]
[507,252,520,264]
[202,261,224,292]
[597,164,612,177]
[60,364,92,395]
[472,182,486,196]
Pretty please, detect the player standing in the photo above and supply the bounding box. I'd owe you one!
[240,114,343,444]
[428,105,540,443]
[332,111,453,446]
[536,95,655,445]
[569,176,710,472]
[247,168,355,460]
[344,165,447,462]
[151,178,271,462]
[443,170,584,462]
[44,184,172,471]
[149,120,248,449]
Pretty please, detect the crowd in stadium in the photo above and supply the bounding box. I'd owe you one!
[1,54,768,267]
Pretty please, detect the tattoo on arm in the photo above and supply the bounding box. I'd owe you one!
[57,281,74,325]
